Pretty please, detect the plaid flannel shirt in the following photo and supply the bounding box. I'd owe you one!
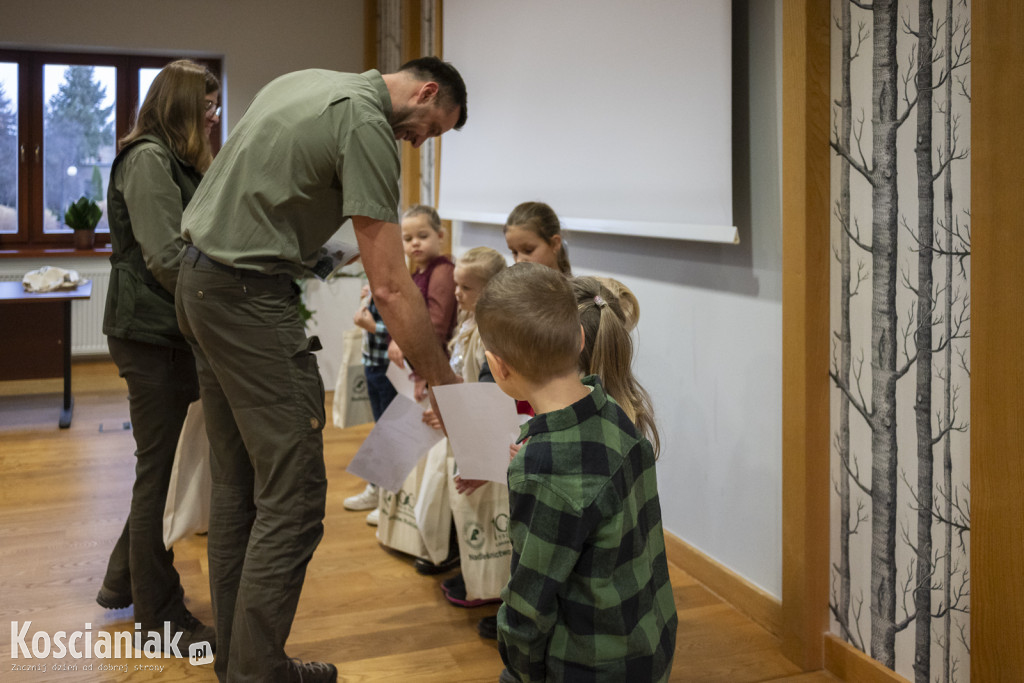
[361,298,390,367]
[498,375,677,682]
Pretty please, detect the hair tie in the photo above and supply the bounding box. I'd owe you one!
[593,295,607,309]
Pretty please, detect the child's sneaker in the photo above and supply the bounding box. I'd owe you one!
[441,573,464,595]
[442,573,500,607]
[344,484,378,511]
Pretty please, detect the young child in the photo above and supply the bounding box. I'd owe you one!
[392,204,458,372]
[351,205,457,531]
[420,248,512,608]
[394,204,459,573]
[476,263,677,683]
[345,286,396,525]
[502,201,572,274]
[457,201,572,635]
[572,275,659,455]
[448,247,508,390]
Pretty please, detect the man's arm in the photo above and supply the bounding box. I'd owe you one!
[351,215,458,388]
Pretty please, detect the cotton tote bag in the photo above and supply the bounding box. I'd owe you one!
[162,400,211,550]
[332,327,374,428]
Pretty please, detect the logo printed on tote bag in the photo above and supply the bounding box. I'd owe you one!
[464,521,486,550]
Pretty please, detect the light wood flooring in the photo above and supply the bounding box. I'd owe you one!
[0,360,839,682]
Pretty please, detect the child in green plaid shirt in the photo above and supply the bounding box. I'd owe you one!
[476,263,677,683]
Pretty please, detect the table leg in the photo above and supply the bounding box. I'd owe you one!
[59,300,74,429]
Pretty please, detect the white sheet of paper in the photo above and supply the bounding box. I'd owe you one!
[346,394,443,492]
[385,360,417,401]
[322,238,360,274]
[432,383,522,483]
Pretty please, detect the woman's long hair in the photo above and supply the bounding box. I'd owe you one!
[119,59,218,172]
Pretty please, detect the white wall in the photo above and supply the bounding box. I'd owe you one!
[452,0,784,597]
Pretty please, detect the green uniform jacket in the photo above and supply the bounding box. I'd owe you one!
[103,135,202,350]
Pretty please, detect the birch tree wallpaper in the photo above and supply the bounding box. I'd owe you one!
[828,1,971,681]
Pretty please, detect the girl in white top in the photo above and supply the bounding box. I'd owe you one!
[422,247,511,608]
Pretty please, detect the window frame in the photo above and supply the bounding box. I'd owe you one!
[0,49,221,251]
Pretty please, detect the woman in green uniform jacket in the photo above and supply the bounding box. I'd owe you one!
[96,59,219,652]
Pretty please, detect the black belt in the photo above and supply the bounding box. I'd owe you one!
[185,245,289,281]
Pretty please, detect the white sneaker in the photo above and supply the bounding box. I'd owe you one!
[365,508,380,526]
[344,484,378,511]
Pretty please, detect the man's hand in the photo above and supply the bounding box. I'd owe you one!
[351,216,458,389]
[387,339,405,368]
[425,376,463,436]
[414,376,429,403]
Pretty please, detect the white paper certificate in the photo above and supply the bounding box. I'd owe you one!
[385,359,417,401]
[431,383,522,483]
[345,394,443,492]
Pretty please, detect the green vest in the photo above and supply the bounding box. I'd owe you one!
[103,135,202,349]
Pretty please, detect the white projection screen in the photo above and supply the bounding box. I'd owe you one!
[439,0,736,243]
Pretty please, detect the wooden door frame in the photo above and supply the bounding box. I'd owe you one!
[364,0,452,256]
[781,1,1024,679]
[780,0,831,670]
[969,3,1024,678]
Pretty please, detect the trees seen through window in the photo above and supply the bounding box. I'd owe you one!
[0,50,221,249]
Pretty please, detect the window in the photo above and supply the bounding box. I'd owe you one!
[0,50,221,250]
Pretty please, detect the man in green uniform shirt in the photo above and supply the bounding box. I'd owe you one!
[175,57,467,683]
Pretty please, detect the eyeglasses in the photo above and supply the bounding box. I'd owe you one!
[204,100,221,117]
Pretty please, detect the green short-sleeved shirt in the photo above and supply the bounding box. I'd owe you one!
[182,69,400,278]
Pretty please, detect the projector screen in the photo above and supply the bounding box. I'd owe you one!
[439,0,736,243]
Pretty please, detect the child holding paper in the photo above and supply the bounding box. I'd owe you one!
[344,288,397,525]
[350,205,457,528]
[420,248,512,606]
[476,263,677,683]
[392,205,459,573]
[463,273,662,641]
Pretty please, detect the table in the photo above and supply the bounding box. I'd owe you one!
[0,280,93,428]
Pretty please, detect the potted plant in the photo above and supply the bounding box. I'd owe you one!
[64,196,102,250]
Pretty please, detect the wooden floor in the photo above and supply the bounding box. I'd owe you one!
[0,360,839,682]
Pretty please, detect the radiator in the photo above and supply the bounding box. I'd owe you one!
[0,262,110,357]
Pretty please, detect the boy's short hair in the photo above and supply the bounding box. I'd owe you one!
[476,262,581,382]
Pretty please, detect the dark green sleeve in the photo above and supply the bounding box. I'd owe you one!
[498,472,590,682]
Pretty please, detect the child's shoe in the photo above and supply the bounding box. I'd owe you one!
[344,484,378,511]
[442,573,500,607]
[478,615,498,639]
